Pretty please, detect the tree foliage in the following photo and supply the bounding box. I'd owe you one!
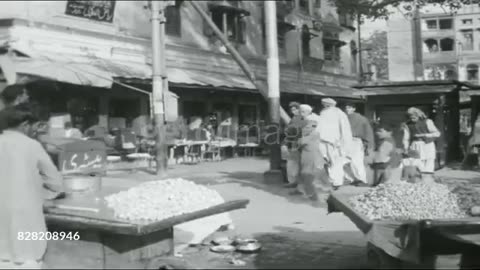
[361,30,389,80]
[329,0,480,20]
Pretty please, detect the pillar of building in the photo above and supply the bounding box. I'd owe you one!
[98,94,109,128]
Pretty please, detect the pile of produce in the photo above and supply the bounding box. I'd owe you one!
[449,183,480,214]
[349,181,480,221]
[105,178,224,221]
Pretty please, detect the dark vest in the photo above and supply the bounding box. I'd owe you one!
[406,119,436,144]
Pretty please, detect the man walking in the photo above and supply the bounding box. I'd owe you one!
[317,98,353,190]
[344,102,374,186]
[282,102,305,189]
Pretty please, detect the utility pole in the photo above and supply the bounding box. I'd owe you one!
[151,0,168,177]
[412,0,423,80]
[264,0,282,180]
[357,13,363,83]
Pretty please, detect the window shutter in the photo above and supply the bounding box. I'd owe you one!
[165,5,181,37]
[238,16,247,44]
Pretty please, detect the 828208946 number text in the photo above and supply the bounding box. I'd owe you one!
[17,231,80,241]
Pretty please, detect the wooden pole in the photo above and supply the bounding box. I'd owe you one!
[151,0,168,177]
[189,1,291,124]
[265,0,281,171]
[357,14,363,83]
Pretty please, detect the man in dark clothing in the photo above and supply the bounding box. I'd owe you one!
[0,84,30,133]
[282,102,307,189]
[344,102,374,185]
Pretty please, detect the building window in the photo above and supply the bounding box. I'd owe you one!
[324,43,340,61]
[211,10,247,44]
[467,64,479,81]
[461,30,473,50]
[339,14,354,28]
[426,19,437,30]
[314,0,321,8]
[424,39,439,52]
[299,0,309,14]
[302,25,311,57]
[445,69,457,80]
[439,18,453,29]
[463,19,473,25]
[440,38,454,51]
[165,0,182,37]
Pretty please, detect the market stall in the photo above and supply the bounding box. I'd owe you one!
[327,184,480,269]
[44,178,249,269]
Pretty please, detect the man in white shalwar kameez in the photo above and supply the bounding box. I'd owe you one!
[316,98,353,189]
[0,108,63,269]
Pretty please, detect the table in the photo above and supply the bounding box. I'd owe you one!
[44,182,249,269]
[327,188,480,269]
[210,139,237,159]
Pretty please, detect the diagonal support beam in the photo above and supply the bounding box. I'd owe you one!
[189,1,291,124]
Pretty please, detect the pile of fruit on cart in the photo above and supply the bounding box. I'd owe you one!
[350,181,480,221]
[105,178,225,221]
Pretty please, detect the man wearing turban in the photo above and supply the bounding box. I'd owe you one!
[401,107,440,178]
[316,98,353,189]
[282,102,306,191]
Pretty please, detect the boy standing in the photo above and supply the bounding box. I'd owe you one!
[370,124,402,186]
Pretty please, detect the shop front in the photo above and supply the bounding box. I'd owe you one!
[354,80,477,165]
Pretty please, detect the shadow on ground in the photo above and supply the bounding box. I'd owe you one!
[210,170,331,208]
[180,226,367,269]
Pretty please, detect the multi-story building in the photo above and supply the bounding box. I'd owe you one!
[0,0,360,136]
[388,4,480,84]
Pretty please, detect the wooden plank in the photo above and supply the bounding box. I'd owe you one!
[328,190,373,234]
[138,199,249,235]
[102,228,174,266]
[45,199,250,236]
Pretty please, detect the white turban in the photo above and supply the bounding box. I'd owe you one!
[407,107,427,119]
[299,104,313,114]
[322,98,337,106]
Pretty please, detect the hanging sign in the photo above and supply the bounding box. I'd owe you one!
[65,0,116,23]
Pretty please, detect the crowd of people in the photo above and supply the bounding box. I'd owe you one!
[281,98,442,202]
[0,82,444,268]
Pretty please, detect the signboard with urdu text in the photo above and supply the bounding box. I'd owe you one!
[65,0,116,23]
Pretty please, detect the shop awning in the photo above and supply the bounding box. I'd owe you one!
[0,52,361,99]
[0,54,151,88]
[353,85,456,96]
[282,81,363,99]
[168,68,256,90]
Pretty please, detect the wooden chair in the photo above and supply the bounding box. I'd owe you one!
[202,142,222,162]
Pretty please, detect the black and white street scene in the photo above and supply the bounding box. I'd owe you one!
[2,0,480,269]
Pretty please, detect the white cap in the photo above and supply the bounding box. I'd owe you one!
[299,104,313,113]
[321,98,337,105]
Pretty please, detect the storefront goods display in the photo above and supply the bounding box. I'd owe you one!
[349,182,480,221]
[104,178,224,221]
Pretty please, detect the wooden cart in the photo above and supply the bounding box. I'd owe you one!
[327,188,480,269]
[44,193,249,269]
